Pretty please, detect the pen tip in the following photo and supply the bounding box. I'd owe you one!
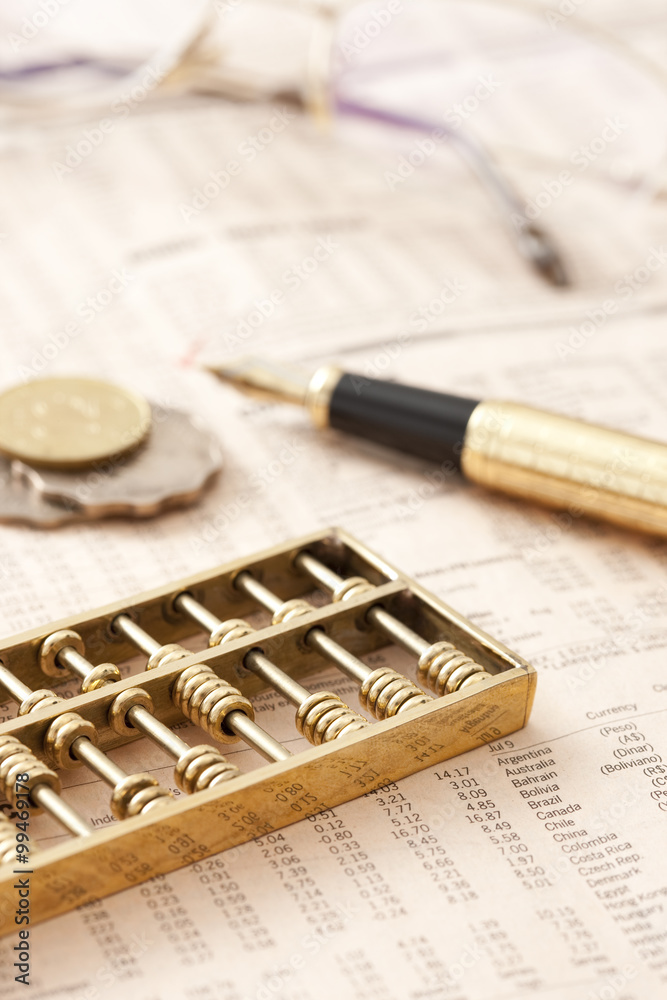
[204,356,249,380]
[203,356,312,406]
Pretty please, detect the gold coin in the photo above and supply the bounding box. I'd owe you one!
[0,377,152,469]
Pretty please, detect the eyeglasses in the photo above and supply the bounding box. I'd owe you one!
[2,0,666,285]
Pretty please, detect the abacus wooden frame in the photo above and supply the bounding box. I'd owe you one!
[0,527,536,932]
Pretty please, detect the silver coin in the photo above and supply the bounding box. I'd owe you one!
[0,459,84,527]
[21,407,223,517]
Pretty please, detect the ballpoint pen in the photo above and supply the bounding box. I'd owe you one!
[207,357,667,538]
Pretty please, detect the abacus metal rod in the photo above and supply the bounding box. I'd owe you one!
[58,647,101,678]
[0,665,94,837]
[0,663,125,782]
[174,593,220,636]
[70,738,126,786]
[29,786,94,838]
[293,553,342,593]
[305,630,370,683]
[114,615,161,656]
[294,553,493,697]
[232,575,372,684]
[244,651,311,706]
[173,593,370,745]
[0,663,165,804]
[232,572,433,720]
[295,552,428,655]
[223,712,291,761]
[126,706,189,759]
[365,607,427,658]
[234,572,283,614]
[0,664,32,704]
[112,614,292,762]
[57,646,194,761]
[174,593,313,706]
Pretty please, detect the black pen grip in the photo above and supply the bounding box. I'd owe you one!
[328,373,479,469]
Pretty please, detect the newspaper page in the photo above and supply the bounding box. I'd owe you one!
[0,81,666,1000]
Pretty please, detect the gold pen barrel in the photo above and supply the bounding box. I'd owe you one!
[461,401,667,537]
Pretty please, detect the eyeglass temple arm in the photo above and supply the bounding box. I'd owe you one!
[335,96,568,288]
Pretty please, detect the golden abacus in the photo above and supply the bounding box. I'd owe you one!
[0,528,536,932]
